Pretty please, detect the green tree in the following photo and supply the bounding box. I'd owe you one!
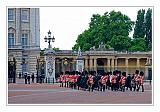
[129,38,146,52]
[72,10,134,51]
[133,9,145,39]
[145,8,152,51]
[110,35,132,51]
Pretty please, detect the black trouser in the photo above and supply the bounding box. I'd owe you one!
[88,83,94,92]
[106,81,111,90]
[25,79,27,84]
[111,83,116,91]
[60,81,64,87]
[137,84,144,92]
[126,83,132,91]
[32,78,34,83]
[64,81,69,87]
[133,82,139,91]
[120,84,125,92]
[28,79,30,84]
[100,84,106,92]
[73,82,77,89]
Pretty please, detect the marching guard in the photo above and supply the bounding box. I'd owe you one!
[137,71,144,92]
[133,70,140,91]
[87,72,94,92]
[57,70,146,93]
[111,71,117,91]
[119,72,126,92]
[100,72,109,92]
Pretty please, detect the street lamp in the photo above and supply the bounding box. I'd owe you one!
[44,30,55,49]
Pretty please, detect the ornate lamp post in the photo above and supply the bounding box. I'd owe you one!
[44,30,56,83]
[44,30,55,49]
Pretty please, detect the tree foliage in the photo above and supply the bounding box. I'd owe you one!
[110,35,132,51]
[72,9,152,52]
[72,10,134,51]
[132,8,152,51]
[145,8,152,51]
[133,9,145,39]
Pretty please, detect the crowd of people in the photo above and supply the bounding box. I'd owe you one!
[23,73,35,84]
[57,70,145,92]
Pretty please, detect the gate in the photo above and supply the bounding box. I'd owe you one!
[8,57,16,83]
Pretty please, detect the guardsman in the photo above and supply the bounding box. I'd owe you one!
[133,70,140,91]
[119,72,126,92]
[106,72,110,90]
[64,71,68,87]
[59,72,64,87]
[111,71,117,91]
[68,72,73,88]
[100,72,108,92]
[70,72,75,88]
[74,72,80,89]
[137,71,144,92]
[64,71,69,88]
[87,71,94,92]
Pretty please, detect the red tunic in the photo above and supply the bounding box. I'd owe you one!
[88,75,94,84]
[101,76,108,85]
[139,76,144,85]
[111,75,117,84]
[134,74,140,82]
[120,76,126,85]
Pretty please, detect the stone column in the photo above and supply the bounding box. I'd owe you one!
[145,66,149,79]
[137,58,140,70]
[115,58,118,70]
[61,59,64,73]
[107,58,111,72]
[56,59,60,74]
[85,58,88,71]
[89,58,93,71]
[94,58,97,72]
[125,58,129,75]
[111,58,114,71]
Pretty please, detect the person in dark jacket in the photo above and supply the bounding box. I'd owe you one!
[24,73,27,84]
[27,73,31,84]
[31,73,35,83]
[126,74,132,91]
[116,71,121,91]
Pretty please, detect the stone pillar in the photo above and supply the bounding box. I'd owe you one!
[44,49,56,83]
[125,58,129,75]
[145,66,149,79]
[115,58,118,70]
[85,58,88,71]
[107,58,111,72]
[94,58,97,72]
[111,58,114,71]
[137,58,140,70]
[89,58,93,71]
[61,59,64,73]
[56,59,60,74]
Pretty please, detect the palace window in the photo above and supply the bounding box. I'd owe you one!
[21,34,28,47]
[21,9,29,21]
[8,33,14,48]
[8,9,14,21]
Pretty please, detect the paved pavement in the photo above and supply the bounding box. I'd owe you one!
[8,79,152,104]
